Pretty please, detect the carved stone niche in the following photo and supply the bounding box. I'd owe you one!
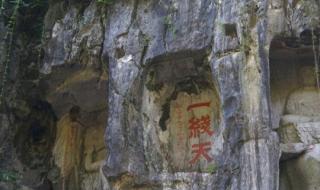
[41,64,108,190]
[269,34,320,190]
[141,51,221,174]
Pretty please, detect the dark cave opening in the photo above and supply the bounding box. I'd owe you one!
[14,99,57,168]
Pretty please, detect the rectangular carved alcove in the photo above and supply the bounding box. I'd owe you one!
[142,51,221,173]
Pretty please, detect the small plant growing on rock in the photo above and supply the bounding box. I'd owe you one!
[0,0,5,15]
[205,163,217,173]
[164,15,177,38]
[0,0,21,105]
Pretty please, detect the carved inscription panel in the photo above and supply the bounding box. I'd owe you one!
[168,90,218,172]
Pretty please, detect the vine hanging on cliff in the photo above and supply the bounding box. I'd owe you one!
[300,0,320,89]
[0,0,21,105]
[311,29,320,89]
[0,0,5,15]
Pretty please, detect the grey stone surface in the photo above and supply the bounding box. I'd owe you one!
[280,144,320,190]
[280,143,309,161]
[38,0,317,189]
[101,0,279,189]
[1,0,320,189]
[277,66,320,189]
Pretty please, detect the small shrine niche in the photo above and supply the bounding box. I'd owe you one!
[42,65,108,190]
[142,52,220,173]
[269,33,320,131]
[270,31,320,190]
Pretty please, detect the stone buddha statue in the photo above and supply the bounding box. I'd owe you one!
[83,126,105,172]
[280,66,320,144]
[53,106,83,190]
[279,66,320,190]
[81,126,106,190]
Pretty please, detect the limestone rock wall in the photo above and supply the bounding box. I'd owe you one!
[101,0,319,189]
[39,1,108,190]
[1,1,108,189]
[0,1,58,189]
[36,0,320,189]
[0,0,320,189]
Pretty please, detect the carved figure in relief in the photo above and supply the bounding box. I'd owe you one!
[280,66,320,144]
[53,106,83,190]
[280,66,320,190]
[281,66,320,126]
[83,127,106,172]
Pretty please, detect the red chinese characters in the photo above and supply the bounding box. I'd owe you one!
[175,103,184,148]
[187,102,211,111]
[187,101,213,164]
[188,115,214,138]
[189,142,213,164]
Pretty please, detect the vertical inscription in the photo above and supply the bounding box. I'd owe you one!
[169,92,216,172]
[175,103,184,149]
[187,101,214,165]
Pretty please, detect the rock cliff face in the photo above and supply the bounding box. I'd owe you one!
[0,0,320,190]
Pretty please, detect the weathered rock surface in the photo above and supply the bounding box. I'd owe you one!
[280,144,320,190]
[1,0,320,189]
[100,0,319,189]
[39,2,108,190]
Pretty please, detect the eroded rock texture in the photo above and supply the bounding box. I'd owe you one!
[102,0,319,189]
[0,0,320,189]
[2,1,107,190]
[39,2,108,190]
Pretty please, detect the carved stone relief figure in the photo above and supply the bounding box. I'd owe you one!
[81,126,106,190]
[52,106,106,190]
[279,66,320,190]
[52,106,83,190]
[279,66,320,144]
[83,126,105,172]
[281,67,320,125]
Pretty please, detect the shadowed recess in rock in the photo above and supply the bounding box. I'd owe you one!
[141,52,221,173]
[270,32,320,190]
